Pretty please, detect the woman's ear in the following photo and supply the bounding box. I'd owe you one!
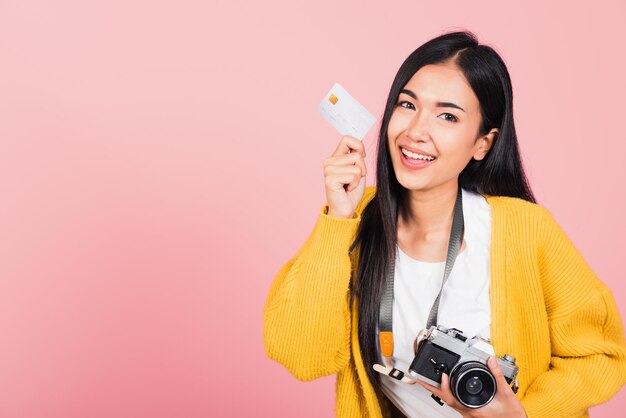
[473,128,499,161]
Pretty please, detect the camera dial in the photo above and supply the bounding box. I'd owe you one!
[429,358,449,375]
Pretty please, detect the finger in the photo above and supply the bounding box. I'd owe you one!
[324,166,362,192]
[414,379,445,399]
[324,153,367,176]
[324,169,361,191]
[347,174,366,193]
[331,135,365,157]
[323,163,366,190]
[324,165,362,179]
[488,356,511,393]
[439,373,458,405]
[415,377,456,406]
[344,170,362,193]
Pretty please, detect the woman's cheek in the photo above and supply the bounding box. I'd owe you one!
[387,114,403,139]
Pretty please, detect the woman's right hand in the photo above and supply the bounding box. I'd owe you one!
[323,135,367,219]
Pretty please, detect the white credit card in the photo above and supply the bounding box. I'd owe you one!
[317,82,376,140]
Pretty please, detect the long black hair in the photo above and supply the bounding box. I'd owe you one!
[349,30,536,395]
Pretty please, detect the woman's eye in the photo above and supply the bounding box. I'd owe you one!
[397,101,415,110]
[439,113,458,122]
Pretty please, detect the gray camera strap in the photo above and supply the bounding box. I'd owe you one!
[378,186,464,369]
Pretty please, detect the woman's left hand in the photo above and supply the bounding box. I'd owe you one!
[414,356,527,418]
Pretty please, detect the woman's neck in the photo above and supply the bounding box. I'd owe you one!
[399,180,460,239]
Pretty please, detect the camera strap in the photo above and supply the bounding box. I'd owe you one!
[378,185,465,369]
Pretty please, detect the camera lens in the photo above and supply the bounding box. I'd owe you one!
[450,362,496,408]
[465,376,483,395]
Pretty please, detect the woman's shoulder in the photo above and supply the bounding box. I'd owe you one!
[482,192,542,213]
[359,187,556,225]
[480,192,559,229]
[361,187,546,212]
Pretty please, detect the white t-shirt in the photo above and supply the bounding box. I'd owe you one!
[379,188,492,417]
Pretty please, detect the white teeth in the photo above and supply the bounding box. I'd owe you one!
[401,148,435,161]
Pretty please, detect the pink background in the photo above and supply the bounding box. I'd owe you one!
[1,0,625,417]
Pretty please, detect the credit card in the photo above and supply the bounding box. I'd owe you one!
[317,82,376,140]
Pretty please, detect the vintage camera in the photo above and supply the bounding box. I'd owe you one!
[408,325,519,408]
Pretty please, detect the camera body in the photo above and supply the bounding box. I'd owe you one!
[408,325,519,408]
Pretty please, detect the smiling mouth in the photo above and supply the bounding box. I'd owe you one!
[400,147,437,161]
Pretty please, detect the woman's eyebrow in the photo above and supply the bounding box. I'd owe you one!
[400,89,465,112]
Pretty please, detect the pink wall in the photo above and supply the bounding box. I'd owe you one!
[0,0,624,416]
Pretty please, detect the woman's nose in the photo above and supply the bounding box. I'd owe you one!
[406,110,430,141]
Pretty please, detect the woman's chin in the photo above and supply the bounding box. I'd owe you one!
[395,175,431,192]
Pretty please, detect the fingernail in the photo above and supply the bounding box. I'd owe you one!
[488,356,495,366]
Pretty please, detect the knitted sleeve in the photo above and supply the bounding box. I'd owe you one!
[263,188,374,381]
[520,207,626,418]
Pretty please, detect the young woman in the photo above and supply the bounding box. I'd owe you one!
[263,31,626,418]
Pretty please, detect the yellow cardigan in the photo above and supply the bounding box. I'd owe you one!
[264,187,626,417]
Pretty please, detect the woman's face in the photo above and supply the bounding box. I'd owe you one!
[387,62,497,192]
